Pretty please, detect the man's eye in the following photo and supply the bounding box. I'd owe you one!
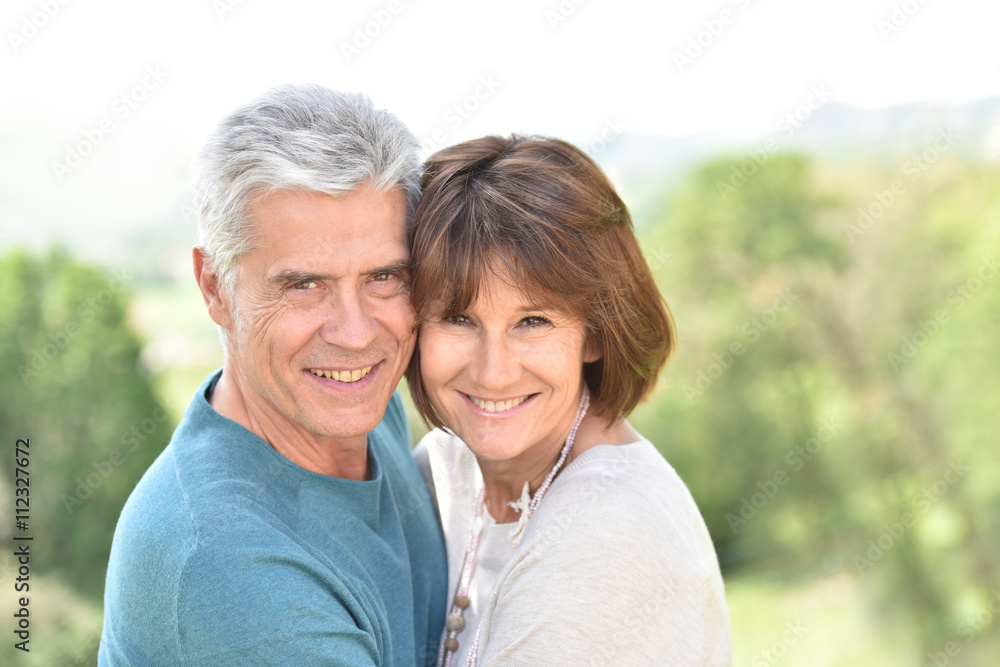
[292,281,318,290]
[372,272,391,282]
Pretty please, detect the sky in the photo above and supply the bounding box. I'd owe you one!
[1,0,999,259]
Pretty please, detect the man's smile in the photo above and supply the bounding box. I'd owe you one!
[307,365,374,383]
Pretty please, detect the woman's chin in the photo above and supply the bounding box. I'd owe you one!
[461,437,524,463]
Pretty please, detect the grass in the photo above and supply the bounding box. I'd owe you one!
[1,571,103,666]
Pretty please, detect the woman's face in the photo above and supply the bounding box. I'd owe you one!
[418,276,600,464]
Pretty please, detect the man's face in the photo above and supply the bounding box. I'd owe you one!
[223,187,414,445]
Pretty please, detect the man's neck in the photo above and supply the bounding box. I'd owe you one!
[208,363,370,480]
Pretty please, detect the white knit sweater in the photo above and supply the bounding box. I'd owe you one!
[415,428,733,666]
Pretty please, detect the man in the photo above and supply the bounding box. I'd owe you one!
[99,85,447,666]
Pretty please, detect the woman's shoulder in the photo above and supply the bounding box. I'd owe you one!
[551,436,691,512]
[414,427,477,480]
[414,428,480,531]
[483,436,732,665]
[528,437,719,569]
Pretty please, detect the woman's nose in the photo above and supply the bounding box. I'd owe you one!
[471,331,518,392]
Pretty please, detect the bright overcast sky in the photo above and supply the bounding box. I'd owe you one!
[1,0,999,258]
[3,0,999,144]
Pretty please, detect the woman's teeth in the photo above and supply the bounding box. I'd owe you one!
[309,366,373,383]
[468,394,530,413]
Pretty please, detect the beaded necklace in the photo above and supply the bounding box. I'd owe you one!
[438,386,591,667]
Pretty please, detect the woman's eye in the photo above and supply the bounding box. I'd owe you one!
[445,314,470,325]
[522,316,552,327]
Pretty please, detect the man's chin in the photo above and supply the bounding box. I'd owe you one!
[301,404,386,442]
[294,367,399,438]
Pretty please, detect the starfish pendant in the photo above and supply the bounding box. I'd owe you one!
[507,481,533,548]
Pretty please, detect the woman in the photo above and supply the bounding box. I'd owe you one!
[408,135,732,666]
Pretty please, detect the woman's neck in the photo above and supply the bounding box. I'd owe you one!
[478,445,563,523]
[475,412,637,523]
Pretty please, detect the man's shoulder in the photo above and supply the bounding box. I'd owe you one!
[106,436,275,587]
[113,385,418,561]
[102,440,380,665]
[110,443,195,565]
[105,379,303,589]
[100,443,195,665]
[117,416,276,533]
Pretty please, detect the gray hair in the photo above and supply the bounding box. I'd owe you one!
[193,83,421,296]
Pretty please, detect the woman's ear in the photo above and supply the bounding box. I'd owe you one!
[583,334,602,363]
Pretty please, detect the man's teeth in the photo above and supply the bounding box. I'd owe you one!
[468,394,530,413]
[308,366,373,383]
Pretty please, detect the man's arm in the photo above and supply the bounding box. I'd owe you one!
[175,548,383,666]
[100,502,386,667]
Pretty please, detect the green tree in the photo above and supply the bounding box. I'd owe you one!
[634,152,1000,655]
[1,248,171,601]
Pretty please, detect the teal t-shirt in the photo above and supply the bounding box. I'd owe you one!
[99,370,447,666]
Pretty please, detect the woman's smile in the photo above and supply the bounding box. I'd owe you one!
[462,391,538,416]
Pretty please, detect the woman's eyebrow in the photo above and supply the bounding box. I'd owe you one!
[516,301,565,314]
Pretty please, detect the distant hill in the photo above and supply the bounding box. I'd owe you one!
[601,95,1000,230]
[4,96,998,278]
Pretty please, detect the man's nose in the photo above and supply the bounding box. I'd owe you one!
[318,289,379,352]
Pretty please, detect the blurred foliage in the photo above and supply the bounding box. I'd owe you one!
[632,151,1000,660]
[0,250,171,608]
[0,571,102,667]
[2,149,998,664]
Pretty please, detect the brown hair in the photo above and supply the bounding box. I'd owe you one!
[406,135,675,428]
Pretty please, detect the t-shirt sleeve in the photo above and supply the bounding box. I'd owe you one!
[477,481,732,666]
[175,544,383,666]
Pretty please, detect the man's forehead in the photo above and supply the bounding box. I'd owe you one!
[247,187,404,242]
[250,187,405,226]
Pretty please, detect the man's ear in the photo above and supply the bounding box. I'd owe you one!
[583,334,602,363]
[193,246,235,330]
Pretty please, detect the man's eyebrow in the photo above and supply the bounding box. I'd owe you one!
[369,259,411,275]
[269,271,334,284]
[268,260,411,285]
